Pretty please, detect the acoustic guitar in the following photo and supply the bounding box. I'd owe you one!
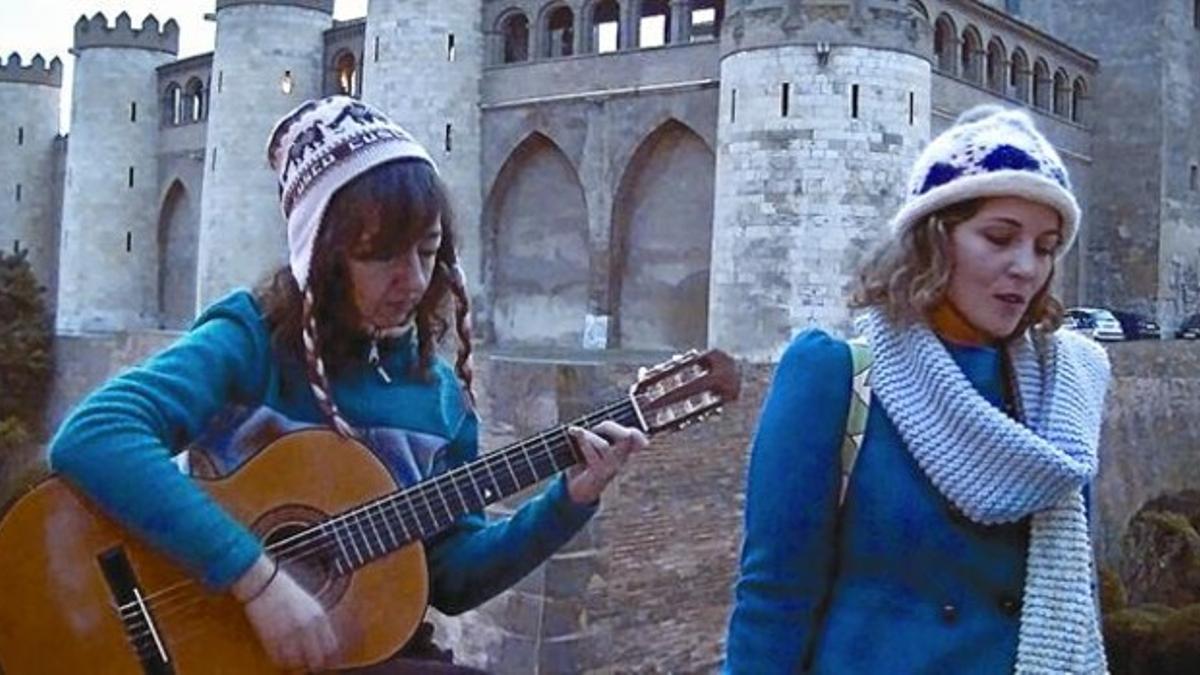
[0,349,739,674]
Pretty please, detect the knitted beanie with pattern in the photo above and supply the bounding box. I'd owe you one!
[891,105,1080,258]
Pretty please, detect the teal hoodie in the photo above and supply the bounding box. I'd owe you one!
[49,290,596,614]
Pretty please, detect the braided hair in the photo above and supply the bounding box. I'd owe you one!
[257,159,475,438]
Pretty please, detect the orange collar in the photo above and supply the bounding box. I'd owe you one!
[929,302,993,347]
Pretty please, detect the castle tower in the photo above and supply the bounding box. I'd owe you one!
[196,0,332,306]
[57,13,178,333]
[362,0,484,303]
[708,0,932,361]
[0,52,63,306]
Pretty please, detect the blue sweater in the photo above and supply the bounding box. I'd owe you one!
[725,330,1030,674]
[49,291,595,614]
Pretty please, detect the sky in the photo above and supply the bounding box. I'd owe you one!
[0,0,368,131]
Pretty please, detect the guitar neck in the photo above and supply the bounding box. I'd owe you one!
[275,396,643,573]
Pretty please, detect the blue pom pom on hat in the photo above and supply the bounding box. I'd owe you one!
[890,105,1081,258]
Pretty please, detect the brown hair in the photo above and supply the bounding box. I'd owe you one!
[848,198,1064,339]
[256,159,475,435]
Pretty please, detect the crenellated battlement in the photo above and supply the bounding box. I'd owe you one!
[0,52,63,87]
[73,12,180,54]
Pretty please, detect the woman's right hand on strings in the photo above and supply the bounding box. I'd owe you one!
[232,554,340,672]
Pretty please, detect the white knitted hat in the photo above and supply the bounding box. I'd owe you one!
[266,96,436,290]
[891,105,1080,257]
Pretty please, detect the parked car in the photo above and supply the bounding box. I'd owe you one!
[1063,310,1097,338]
[1109,310,1161,340]
[1065,308,1125,341]
[1178,313,1200,340]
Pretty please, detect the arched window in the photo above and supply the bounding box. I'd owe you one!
[1071,77,1088,124]
[592,0,621,53]
[184,78,205,122]
[1053,68,1070,116]
[960,26,983,84]
[1009,48,1030,103]
[500,12,530,63]
[334,51,358,96]
[690,0,724,42]
[933,14,957,74]
[639,0,671,48]
[1032,59,1050,110]
[162,83,182,126]
[986,38,1006,94]
[908,0,930,22]
[545,5,575,58]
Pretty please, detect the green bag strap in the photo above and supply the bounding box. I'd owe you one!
[838,337,874,507]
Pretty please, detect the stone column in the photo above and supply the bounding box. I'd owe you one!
[670,0,690,44]
[621,1,640,50]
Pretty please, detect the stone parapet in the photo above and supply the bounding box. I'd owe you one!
[0,53,63,87]
[73,12,179,55]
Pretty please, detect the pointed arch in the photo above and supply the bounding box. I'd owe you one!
[484,132,590,346]
[157,179,199,329]
[610,119,714,350]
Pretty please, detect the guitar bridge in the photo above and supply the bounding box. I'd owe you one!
[98,547,175,675]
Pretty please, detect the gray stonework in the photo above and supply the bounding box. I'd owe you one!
[57,15,178,333]
[363,0,487,315]
[710,0,932,361]
[196,2,332,306]
[72,12,179,55]
[7,0,1130,352]
[0,54,62,303]
[1017,0,1200,331]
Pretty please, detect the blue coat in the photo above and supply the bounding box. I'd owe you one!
[725,330,1031,674]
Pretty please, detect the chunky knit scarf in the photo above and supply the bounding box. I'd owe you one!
[857,308,1110,674]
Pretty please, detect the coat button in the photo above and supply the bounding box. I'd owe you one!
[941,604,958,623]
[999,596,1021,616]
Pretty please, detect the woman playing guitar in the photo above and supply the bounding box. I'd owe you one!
[47,96,647,673]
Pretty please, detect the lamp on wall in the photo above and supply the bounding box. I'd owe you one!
[816,42,831,67]
[280,70,294,95]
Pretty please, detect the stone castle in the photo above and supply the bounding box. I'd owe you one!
[4,2,1200,671]
[1,0,1197,362]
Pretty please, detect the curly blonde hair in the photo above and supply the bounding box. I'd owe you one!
[848,199,1064,339]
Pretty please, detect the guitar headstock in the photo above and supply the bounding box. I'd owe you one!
[630,349,741,434]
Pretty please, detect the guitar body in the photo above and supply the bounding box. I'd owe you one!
[0,430,429,674]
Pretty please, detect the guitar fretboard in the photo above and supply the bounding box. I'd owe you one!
[268,397,642,575]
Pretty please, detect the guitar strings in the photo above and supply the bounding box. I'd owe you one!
[263,399,640,562]
[119,439,583,642]
[118,397,647,640]
[119,413,630,645]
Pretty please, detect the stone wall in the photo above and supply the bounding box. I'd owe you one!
[1095,340,1200,568]
[429,349,772,673]
[46,331,182,432]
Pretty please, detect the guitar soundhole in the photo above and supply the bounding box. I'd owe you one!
[255,504,351,607]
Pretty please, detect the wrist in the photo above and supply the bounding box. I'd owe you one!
[231,555,277,603]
